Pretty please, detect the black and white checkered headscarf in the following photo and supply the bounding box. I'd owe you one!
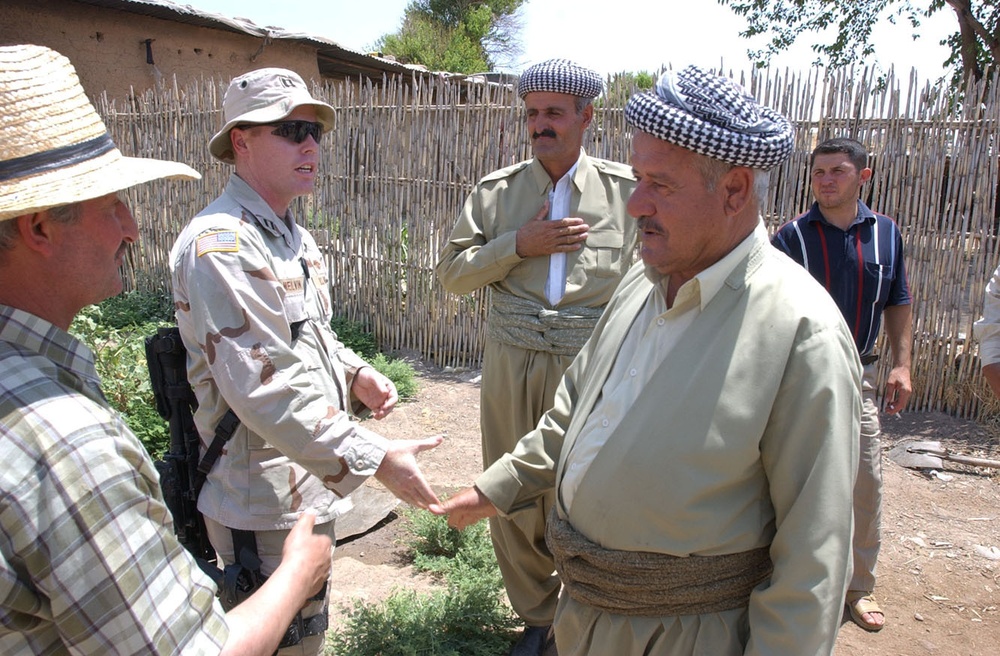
[625,66,794,170]
[517,59,604,100]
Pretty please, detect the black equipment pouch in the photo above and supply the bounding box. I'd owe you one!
[145,326,240,584]
[220,529,329,650]
[219,529,266,611]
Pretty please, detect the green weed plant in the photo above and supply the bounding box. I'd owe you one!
[69,291,419,458]
[96,288,174,327]
[369,353,419,401]
[329,510,518,656]
[70,303,171,458]
[331,316,379,360]
[331,316,419,401]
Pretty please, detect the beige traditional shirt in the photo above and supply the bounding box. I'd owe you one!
[560,226,758,509]
[436,149,637,308]
[477,226,862,656]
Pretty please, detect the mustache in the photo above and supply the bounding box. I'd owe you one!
[532,129,557,140]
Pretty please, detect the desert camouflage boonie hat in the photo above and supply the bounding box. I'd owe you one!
[208,68,335,164]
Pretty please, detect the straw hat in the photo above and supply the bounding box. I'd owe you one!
[208,67,335,164]
[0,44,200,222]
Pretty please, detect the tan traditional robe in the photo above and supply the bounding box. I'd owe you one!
[478,227,861,655]
[436,149,636,622]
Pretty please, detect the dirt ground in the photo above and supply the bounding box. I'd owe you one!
[329,358,1000,655]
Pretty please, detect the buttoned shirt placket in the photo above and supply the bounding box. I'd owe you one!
[545,161,580,305]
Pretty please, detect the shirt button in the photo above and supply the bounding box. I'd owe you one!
[629,368,637,377]
[602,418,610,428]
[657,318,665,326]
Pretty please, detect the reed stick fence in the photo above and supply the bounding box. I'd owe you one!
[97,65,1000,423]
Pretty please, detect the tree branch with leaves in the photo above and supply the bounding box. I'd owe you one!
[373,0,525,74]
[718,0,999,86]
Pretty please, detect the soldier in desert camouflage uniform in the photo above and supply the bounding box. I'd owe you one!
[169,68,442,655]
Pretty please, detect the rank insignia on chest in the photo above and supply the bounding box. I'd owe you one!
[196,230,239,256]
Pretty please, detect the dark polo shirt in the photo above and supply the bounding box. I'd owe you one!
[772,200,911,357]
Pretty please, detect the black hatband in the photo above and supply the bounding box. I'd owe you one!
[0,133,116,182]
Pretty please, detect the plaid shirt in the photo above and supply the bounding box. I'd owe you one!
[0,305,229,655]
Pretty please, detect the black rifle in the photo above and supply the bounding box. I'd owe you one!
[145,326,240,585]
[145,327,329,643]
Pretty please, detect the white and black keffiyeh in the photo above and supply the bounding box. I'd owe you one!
[625,66,794,170]
[517,59,604,100]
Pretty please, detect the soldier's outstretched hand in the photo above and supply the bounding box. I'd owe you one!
[374,434,444,510]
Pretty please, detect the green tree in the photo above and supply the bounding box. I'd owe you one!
[374,0,525,73]
[603,70,658,106]
[718,0,1000,85]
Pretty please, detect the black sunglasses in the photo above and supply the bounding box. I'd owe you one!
[254,120,324,144]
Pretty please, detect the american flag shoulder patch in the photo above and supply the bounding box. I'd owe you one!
[196,230,239,256]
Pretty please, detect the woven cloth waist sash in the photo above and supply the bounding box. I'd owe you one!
[486,288,604,356]
[545,509,774,617]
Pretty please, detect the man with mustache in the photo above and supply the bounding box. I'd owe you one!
[0,45,332,655]
[436,58,636,656]
[436,66,861,656]
[170,68,442,655]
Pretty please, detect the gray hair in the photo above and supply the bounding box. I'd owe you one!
[694,154,770,205]
[0,202,83,253]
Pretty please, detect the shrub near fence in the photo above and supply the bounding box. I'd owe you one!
[97,65,1000,422]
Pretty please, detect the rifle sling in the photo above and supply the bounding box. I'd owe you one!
[224,528,328,649]
[195,408,241,493]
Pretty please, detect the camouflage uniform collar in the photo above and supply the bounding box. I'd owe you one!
[224,173,301,249]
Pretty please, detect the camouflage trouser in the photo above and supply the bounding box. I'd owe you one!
[206,517,335,655]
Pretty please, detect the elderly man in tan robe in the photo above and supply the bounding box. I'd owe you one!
[436,66,862,656]
[435,59,636,656]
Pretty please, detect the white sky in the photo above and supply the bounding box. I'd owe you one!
[180,0,956,80]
